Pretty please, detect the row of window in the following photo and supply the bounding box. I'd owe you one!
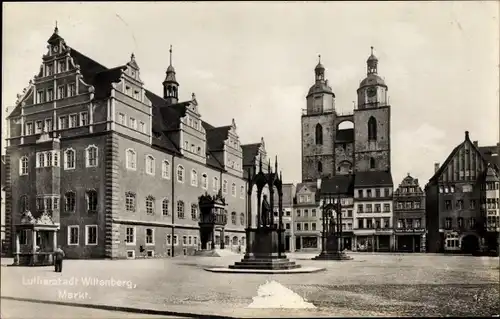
[18,191,98,213]
[19,146,98,175]
[35,82,77,104]
[295,222,318,231]
[67,225,98,245]
[486,198,500,209]
[396,186,421,194]
[43,59,68,77]
[125,149,245,197]
[443,217,476,229]
[357,218,391,229]
[484,182,500,191]
[357,203,391,213]
[486,216,500,228]
[117,113,147,134]
[183,140,205,157]
[25,112,88,136]
[395,201,422,210]
[356,188,392,198]
[444,199,478,211]
[396,218,423,229]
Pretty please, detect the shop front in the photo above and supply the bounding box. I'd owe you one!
[394,228,425,252]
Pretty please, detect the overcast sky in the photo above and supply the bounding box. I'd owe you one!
[2,2,499,186]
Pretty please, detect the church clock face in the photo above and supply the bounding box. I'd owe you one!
[367,87,377,98]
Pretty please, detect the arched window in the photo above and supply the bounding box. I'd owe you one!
[86,145,98,167]
[315,123,323,145]
[162,160,170,179]
[191,169,198,186]
[125,149,136,170]
[191,204,198,220]
[240,212,245,226]
[368,116,377,141]
[145,155,155,175]
[64,191,75,212]
[201,173,208,189]
[177,165,184,183]
[20,195,29,212]
[318,161,323,173]
[162,198,169,215]
[19,156,29,175]
[370,157,376,169]
[64,149,75,169]
[232,236,239,246]
[146,195,155,215]
[224,235,230,246]
[231,211,237,225]
[86,190,98,212]
[177,200,185,218]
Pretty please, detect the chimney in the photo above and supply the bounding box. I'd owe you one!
[317,178,322,191]
[473,141,478,147]
[465,131,469,140]
[434,163,440,173]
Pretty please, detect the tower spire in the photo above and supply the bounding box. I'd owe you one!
[54,21,59,34]
[367,46,378,75]
[318,54,321,64]
[169,45,173,67]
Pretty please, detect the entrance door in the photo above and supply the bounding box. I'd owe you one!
[295,236,301,250]
[343,237,352,250]
[461,235,479,254]
[285,236,290,251]
[413,235,421,252]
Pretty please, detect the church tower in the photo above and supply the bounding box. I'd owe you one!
[301,55,336,182]
[163,45,179,105]
[353,47,391,172]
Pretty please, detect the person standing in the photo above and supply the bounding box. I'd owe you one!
[53,246,65,272]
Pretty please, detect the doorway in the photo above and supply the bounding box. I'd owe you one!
[295,236,301,250]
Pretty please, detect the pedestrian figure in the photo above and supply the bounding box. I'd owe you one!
[53,246,65,273]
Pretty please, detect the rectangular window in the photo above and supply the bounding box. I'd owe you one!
[286,223,290,229]
[358,219,364,229]
[58,85,66,99]
[80,112,89,126]
[68,226,79,245]
[37,90,44,103]
[146,228,154,245]
[358,190,363,198]
[129,117,136,129]
[125,227,135,244]
[35,121,43,134]
[68,83,76,97]
[375,204,381,212]
[357,204,363,213]
[47,88,54,101]
[383,204,390,212]
[312,209,316,217]
[25,122,33,135]
[127,251,135,259]
[312,223,316,231]
[59,116,68,130]
[304,223,309,231]
[173,235,178,246]
[445,218,452,229]
[139,121,145,133]
[375,189,380,198]
[456,200,464,210]
[366,204,372,213]
[183,236,187,245]
[118,113,125,125]
[45,118,53,132]
[166,234,172,245]
[445,200,452,211]
[367,189,372,198]
[85,225,98,245]
[69,114,78,128]
[58,60,66,73]
[296,223,301,231]
[46,63,54,76]
[366,219,373,228]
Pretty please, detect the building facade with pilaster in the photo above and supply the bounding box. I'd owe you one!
[4,26,274,260]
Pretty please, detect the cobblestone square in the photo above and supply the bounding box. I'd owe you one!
[2,253,499,317]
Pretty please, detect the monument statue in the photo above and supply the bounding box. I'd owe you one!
[261,194,271,227]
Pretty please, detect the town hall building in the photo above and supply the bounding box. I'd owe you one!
[4,26,271,260]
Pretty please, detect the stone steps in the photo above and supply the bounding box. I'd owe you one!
[229,257,301,270]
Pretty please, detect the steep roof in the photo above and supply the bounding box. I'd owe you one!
[320,175,354,195]
[296,182,318,194]
[479,145,499,169]
[354,171,393,187]
[241,143,261,167]
[205,125,231,151]
[429,132,493,183]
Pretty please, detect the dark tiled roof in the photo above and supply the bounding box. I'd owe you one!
[336,129,354,142]
[354,171,393,187]
[479,146,498,168]
[206,126,231,151]
[241,143,261,167]
[320,175,354,194]
[93,66,126,99]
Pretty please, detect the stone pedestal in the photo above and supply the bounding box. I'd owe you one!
[313,234,352,260]
[229,227,300,270]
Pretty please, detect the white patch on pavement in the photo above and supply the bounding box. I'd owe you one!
[247,280,316,309]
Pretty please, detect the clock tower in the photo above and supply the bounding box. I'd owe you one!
[353,47,391,172]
